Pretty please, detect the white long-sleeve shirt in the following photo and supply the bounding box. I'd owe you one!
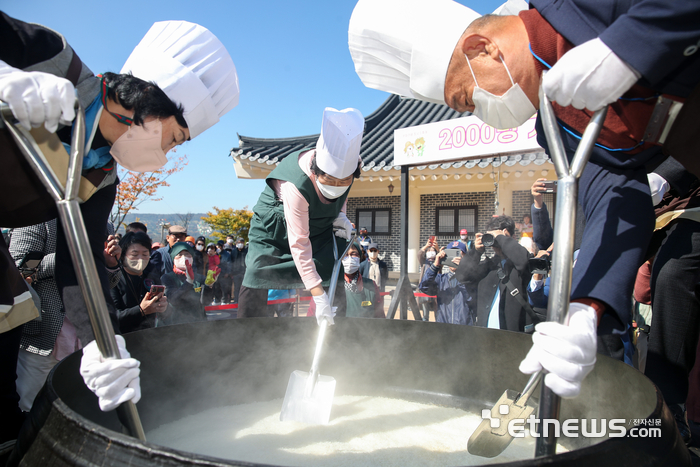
[269,150,347,290]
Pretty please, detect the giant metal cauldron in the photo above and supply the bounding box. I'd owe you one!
[19,318,690,466]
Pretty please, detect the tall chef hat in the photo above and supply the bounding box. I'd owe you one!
[121,21,239,138]
[492,0,529,16]
[348,0,480,105]
[315,107,364,179]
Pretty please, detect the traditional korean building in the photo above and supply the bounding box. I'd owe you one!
[230,95,554,275]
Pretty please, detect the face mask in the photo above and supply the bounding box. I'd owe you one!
[342,256,360,274]
[196,244,204,252]
[110,119,168,172]
[216,248,222,254]
[369,251,378,260]
[316,180,350,200]
[461,235,467,241]
[124,258,148,273]
[360,241,369,247]
[464,53,536,130]
[227,239,234,244]
[426,251,437,260]
[208,250,217,256]
[236,243,244,250]
[174,256,191,271]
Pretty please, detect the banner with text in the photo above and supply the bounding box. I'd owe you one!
[393,115,543,166]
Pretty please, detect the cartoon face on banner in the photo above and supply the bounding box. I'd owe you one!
[415,137,425,157]
[404,141,415,158]
[393,115,542,166]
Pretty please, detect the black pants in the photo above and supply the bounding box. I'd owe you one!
[237,286,268,318]
[218,276,233,303]
[646,219,700,407]
[0,325,24,442]
[232,274,244,303]
[54,180,120,345]
[202,284,216,306]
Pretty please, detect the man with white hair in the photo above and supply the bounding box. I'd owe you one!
[348,0,700,400]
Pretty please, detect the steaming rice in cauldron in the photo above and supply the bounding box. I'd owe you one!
[22,318,689,466]
[148,396,566,466]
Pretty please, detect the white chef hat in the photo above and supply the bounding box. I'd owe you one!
[121,21,239,138]
[348,0,480,105]
[315,107,364,179]
[492,0,528,16]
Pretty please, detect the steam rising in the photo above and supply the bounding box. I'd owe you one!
[103,317,658,464]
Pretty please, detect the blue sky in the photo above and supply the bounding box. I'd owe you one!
[5,0,504,214]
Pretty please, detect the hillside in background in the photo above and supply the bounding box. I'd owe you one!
[115,213,210,241]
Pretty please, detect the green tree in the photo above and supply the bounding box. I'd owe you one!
[201,207,253,242]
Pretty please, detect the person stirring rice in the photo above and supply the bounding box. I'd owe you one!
[238,108,364,324]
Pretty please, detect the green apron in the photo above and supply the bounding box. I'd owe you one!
[242,150,349,290]
[345,278,377,318]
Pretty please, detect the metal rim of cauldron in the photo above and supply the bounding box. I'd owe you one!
[18,318,692,467]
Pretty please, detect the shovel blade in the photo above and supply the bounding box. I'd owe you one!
[467,389,537,458]
[280,370,336,425]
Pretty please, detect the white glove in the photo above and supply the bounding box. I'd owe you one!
[332,212,353,240]
[543,38,640,111]
[313,292,336,325]
[0,60,76,132]
[647,173,670,206]
[80,335,141,412]
[519,302,597,398]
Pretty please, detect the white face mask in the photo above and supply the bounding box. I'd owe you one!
[342,256,360,274]
[316,180,350,200]
[124,258,148,273]
[360,241,370,247]
[216,248,222,254]
[426,251,437,260]
[227,239,234,244]
[236,243,244,250]
[368,251,378,260]
[110,120,168,172]
[461,235,467,241]
[174,256,191,271]
[196,244,204,252]
[464,53,536,130]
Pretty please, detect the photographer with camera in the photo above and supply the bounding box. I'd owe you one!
[526,250,554,310]
[418,241,472,325]
[455,215,537,333]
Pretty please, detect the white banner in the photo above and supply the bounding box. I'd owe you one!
[393,115,543,166]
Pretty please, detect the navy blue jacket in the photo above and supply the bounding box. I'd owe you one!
[531,202,553,252]
[230,246,248,276]
[148,244,173,282]
[528,0,700,331]
[359,259,389,292]
[528,277,551,310]
[219,249,233,275]
[531,0,700,98]
[419,264,473,325]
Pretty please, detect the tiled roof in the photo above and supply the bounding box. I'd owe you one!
[230,95,550,172]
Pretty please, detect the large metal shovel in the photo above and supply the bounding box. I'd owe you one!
[467,85,608,458]
[0,100,146,441]
[280,230,356,425]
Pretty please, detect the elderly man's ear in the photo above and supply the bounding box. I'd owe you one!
[459,33,500,61]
